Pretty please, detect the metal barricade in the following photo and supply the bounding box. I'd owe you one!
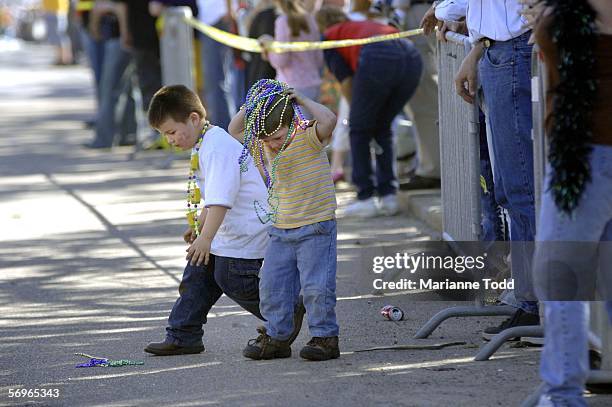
[414,32,516,340]
[143,7,195,167]
[438,32,481,243]
[160,7,195,89]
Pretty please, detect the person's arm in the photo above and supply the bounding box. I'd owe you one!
[88,0,116,40]
[186,145,241,266]
[434,0,467,21]
[186,206,227,266]
[228,106,246,143]
[183,207,207,243]
[339,77,352,104]
[286,89,336,144]
[114,1,132,50]
[454,41,485,104]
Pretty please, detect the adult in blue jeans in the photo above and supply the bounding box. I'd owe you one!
[316,6,423,218]
[449,0,540,337]
[529,0,612,404]
[85,1,135,149]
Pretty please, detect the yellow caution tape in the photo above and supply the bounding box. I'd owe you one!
[76,1,94,12]
[74,3,423,52]
[184,17,424,53]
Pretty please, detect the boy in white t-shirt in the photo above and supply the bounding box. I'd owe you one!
[143,85,305,356]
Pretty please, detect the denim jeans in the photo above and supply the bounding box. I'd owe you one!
[478,32,537,311]
[479,110,505,242]
[260,220,339,340]
[80,30,105,105]
[92,39,133,148]
[199,19,232,129]
[166,255,263,346]
[534,144,612,406]
[349,40,423,200]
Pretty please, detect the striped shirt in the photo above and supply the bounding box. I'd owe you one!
[267,123,337,229]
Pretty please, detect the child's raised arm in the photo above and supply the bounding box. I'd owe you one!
[286,90,336,144]
[228,106,246,144]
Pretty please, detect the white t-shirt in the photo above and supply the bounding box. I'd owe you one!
[195,126,270,259]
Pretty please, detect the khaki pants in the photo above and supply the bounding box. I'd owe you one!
[402,3,441,178]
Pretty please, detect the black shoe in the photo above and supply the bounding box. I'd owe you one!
[399,175,441,191]
[299,336,340,361]
[482,309,540,341]
[144,340,204,356]
[287,295,306,345]
[243,327,292,360]
[586,350,612,393]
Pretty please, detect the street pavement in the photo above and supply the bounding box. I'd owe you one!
[1,40,610,407]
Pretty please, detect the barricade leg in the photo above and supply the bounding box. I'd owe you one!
[414,304,516,339]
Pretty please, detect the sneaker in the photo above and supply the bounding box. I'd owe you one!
[482,309,540,341]
[300,336,340,361]
[343,198,379,218]
[144,340,204,356]
[287,295,306,345]
[379,194,399,216]
[243,326,292,360]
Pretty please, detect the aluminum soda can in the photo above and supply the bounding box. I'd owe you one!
[381,305,404,321]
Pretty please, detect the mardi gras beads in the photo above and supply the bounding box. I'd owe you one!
[238,80,308,224]
[187,121,210,236]
[74,353,144,368]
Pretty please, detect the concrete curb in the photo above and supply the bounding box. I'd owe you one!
[398,189,443,237]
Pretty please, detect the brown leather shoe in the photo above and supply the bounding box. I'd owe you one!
[243,327,291,360]
[299,336,340,361]
[144,341,204,356]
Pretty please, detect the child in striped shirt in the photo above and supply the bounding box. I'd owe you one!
[229,79,340,361]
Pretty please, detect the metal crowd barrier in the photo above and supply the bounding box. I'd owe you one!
[160,7,195,89]
[414,31,516,341]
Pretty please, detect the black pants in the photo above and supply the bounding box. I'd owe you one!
[132,48,161,112]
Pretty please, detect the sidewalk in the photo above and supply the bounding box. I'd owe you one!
[1,41,609,407]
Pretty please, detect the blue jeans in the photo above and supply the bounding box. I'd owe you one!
[479,32,537,312]
[260,220,339,340]
[534,144,612,406]
[80,30,105,105]
[92,39,133,148]
[166,255,264,346]
[479,110,505,242]
[199,19,232,129]
[349,40,423,200]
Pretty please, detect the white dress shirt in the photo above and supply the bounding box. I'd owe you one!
[435,0,529,42]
